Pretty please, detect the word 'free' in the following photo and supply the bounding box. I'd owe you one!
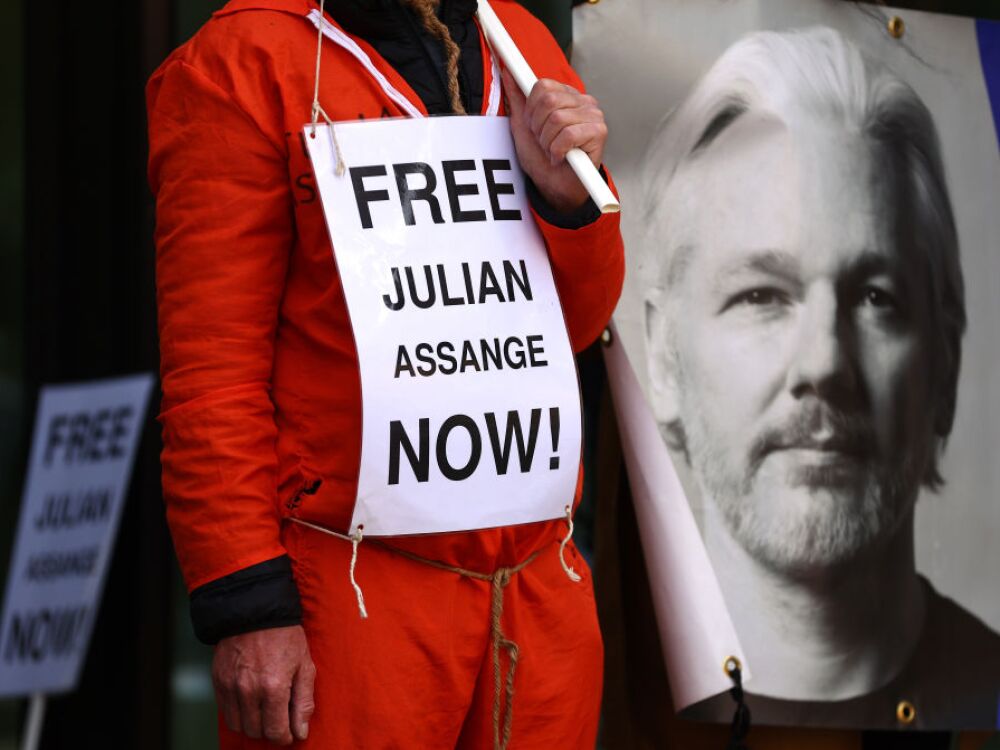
[43,406,136,466]
[351,159,522,228]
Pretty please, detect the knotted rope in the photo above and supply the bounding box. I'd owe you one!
[558,505,582,582]
[309,0,346,175]
[368,541,539,750]
[399,0,467,114]
[349,526,368,619]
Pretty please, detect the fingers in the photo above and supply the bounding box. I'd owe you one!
[547,121,607,167]
[526,82,593,135]
[212,653,243,734]
[211,627,310,747]
[222,672,294,745]
[290,657,318,741]
[523,79,605,167]
[260,676,294,745]
[236,675,265,739]
[215,678,242,734]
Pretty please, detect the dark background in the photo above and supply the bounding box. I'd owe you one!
[0,1,996,748]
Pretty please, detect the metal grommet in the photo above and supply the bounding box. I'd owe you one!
[600,327,613,347]
[887,16,905,39]
[724,655,742,676]
[586,0,600,5]
[896,699,916,725]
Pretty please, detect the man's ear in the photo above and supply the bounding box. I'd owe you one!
[645,294,681,428]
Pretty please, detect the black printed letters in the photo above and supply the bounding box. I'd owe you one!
[351,159,522,228]
[387,408,561,485]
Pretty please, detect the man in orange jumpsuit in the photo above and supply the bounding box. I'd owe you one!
[147,0,624,746]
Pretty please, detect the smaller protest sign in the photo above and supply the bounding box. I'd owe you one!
[0,374,154,697]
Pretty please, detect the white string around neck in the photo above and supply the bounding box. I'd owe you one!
[308,5,425,120]
[309,0,346,175]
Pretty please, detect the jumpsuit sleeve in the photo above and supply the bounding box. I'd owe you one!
[147,58,301,642]
[531,188,625,354]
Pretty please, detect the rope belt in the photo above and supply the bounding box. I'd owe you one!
[370,539,541,750]
[290,515,580,750]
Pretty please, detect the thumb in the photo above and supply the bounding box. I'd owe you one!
[501,67,527,124]
[290,658,316,741]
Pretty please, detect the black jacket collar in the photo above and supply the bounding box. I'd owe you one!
[328,0,479,42]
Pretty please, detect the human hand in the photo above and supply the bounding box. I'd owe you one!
[503,68,607,214]
[212,625,316,745]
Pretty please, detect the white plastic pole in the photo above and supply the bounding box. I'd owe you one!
[476,0,621,214]
[21,693,46,750]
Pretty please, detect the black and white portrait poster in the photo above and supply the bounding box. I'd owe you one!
[573,0,1000,730]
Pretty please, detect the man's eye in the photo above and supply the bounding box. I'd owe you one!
[860,286,897,310]
[731,288,786,307]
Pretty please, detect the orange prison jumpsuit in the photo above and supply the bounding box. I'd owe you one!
[147,0,624,746]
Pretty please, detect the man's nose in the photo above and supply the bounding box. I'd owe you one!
[786,287,857,399]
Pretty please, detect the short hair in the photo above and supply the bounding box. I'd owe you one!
[640,26,966,487]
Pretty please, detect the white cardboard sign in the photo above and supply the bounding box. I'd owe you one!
[0,374,154,697]
[306,116,582,537]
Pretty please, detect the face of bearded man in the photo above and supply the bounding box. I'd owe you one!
[647,113,940,577]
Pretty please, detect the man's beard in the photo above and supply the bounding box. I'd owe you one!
[677,397,923,577]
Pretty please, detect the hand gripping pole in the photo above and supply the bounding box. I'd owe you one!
[476,0,621,214]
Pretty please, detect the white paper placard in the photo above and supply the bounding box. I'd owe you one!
[306,117,582,537]
[0,374,154,697]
